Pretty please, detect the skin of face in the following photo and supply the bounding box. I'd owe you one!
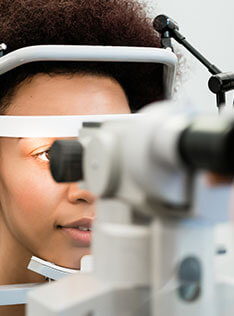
[0,73,130,286]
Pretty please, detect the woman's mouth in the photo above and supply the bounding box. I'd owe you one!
[58,218,93,246]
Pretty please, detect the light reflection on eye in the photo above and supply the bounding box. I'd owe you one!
[35,150,51,162]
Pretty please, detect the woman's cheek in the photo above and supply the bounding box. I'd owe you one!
[11,164,62,223]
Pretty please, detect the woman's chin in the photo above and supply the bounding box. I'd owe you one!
[45,250,91,271]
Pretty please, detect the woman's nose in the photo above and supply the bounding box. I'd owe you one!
[67,182,96,204]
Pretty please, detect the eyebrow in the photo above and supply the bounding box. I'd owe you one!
[17,137,61,143]
[17,137,76,143]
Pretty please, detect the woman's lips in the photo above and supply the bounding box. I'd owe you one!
[58,217,93,246]
[61,227,92,246]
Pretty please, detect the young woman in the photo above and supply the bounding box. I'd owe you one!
[0,0,169,314]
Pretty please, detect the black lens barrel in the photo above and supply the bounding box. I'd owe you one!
[179,119,234,174]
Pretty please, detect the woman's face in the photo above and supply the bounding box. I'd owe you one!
[0,74,130,269]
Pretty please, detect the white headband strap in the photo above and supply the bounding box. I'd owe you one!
[0,114,142,137]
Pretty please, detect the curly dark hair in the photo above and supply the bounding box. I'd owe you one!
[0,0,165,113]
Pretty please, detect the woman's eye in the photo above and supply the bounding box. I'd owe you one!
[35,150,51,162]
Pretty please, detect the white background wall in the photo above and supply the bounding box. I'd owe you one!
[145,0,234,110]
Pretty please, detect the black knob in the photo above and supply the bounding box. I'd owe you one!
[178,257,201,302]
[208,73,234,93]
[153,14,179,33]
[208,76,223,93]
[49,140,83,182]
